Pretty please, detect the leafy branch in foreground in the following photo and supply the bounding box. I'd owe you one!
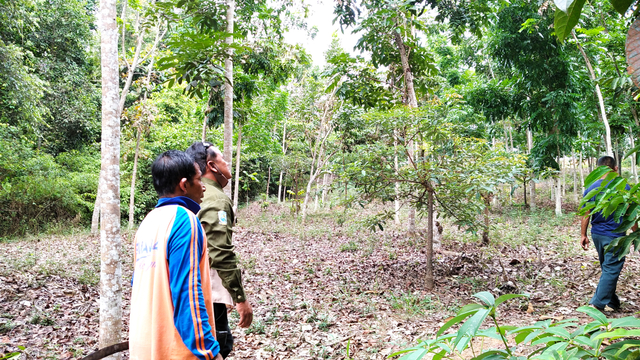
[392,291,640,359]
[578,165,640,260]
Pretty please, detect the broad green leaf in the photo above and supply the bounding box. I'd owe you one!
[554,0,574,13]
[594,328,640,340]
[495,293,529,306]
[531,335,566,346]
[437,311,476,337]
[584,166,612,188]
[454,308,490,352]
[553,0,587,42]
[473,291,495,306]
[472,349,511,360]
[610,0,635,15]
[398,348,428,360]
[577,305,608,325]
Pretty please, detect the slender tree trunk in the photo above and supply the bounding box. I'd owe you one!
[232,126,242,212]
[98,0,122,355]
[393,26,417,232]
[394,133,400,225]
[222,0,234,197]
[579,148,585,194]
[127,129,141,229]
[572,149,578,202]
[572,31,613,156]
[527,128,536,210]
[321,173,328,207]
[278,117,287,204]
[302,173,316,222]
[555,177,562,216]
[277,171,284,203]
[118,12,144,118]
[426,189,434,290]
[631,130,638,183]
[482,196,490,245]
[266,166,271,199]
[314,176,319,212]
[91,177,102,235]
[562,157,566,196]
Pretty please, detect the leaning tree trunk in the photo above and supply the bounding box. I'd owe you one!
[573,31,613,156]
[118,12,144,118]
[232,125,242,212]
[222,0,234,197]
[98,0,123,356]
[277,171,284,203]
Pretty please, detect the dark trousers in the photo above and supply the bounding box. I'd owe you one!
[214,303,234,358]
[590,233,625,309]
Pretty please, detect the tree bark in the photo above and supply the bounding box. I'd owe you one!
[98,0,123,355]
[555,176,562,216]
[572,31,613,156]
[426,189,434,290]
[223,0,235,197]
[232,125,242,212]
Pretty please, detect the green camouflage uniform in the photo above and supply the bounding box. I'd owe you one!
[198,177,246,303]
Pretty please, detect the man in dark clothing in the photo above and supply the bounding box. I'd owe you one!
[186,142,253,358]
[581,155,636,311]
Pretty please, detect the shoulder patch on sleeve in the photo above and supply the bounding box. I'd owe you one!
[218,210,228,225]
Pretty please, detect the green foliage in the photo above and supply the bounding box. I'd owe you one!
[0,125,98,236]
[394,291,640,359]
[578,166,640,260]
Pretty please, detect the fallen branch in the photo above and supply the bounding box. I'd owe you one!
[80,341,129,360]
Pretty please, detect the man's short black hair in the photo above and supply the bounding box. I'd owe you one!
[597,156,617,170]
[185,142,219,174]
[151,150,196,196]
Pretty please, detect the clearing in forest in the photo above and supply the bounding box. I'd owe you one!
[0,197,639,359]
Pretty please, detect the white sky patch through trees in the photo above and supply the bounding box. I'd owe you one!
[283,0,368,67]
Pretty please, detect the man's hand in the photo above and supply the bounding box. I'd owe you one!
[581,235,589,251]
[236,300,253,328]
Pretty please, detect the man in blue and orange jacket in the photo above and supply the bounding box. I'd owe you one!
[129,150,223,360]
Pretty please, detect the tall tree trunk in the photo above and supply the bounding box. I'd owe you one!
[562,156,566,196]
[91,177,102,235]
[321,173,328,207]
[631,130,638,183]
[573,31,613,156]
[301,173,316,223]
[118,11,144,118]
[579,147,585,194]
[426,189,434,290]
[394,132,400,225]
[277,171,284,203]
[127,129,141,229]
[223,0,234,197]
[527,128,536,210]
[572,149,578,202]
[127,24,162,230]
[266,166,271,199]
[278,117,287,204]
[232,125,242,212]
[393,27,417,232]
[98,0,122,355]
[482,195,490,245]
[314,176,319,212]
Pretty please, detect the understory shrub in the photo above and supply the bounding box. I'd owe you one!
[0,131,99,237]
[394,291,640,360]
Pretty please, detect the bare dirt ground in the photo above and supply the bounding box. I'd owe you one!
[0,192,639,359]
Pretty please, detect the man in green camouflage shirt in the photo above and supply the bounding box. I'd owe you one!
[186,142,253,358]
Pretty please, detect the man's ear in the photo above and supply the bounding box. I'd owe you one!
[208,160,219,174]
[177,178,188,194]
